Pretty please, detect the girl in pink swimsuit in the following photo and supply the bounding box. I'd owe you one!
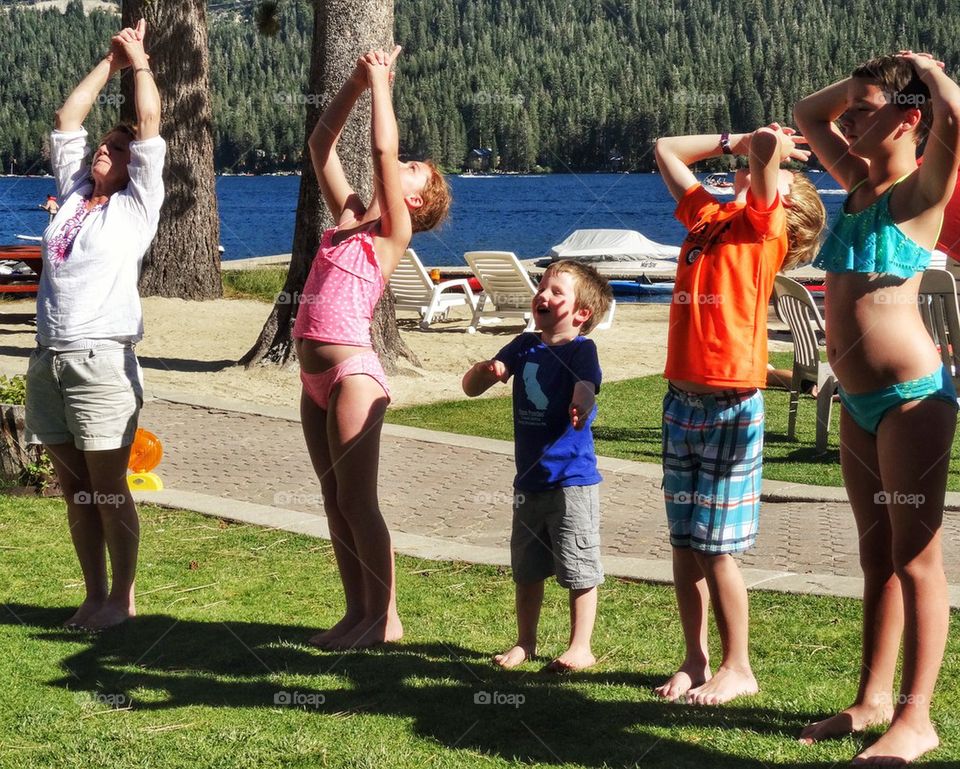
[295,46,450,651]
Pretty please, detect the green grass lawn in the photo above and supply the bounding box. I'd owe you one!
[387,351,960,490]
[221,267,288,302]
[2,495,960,768]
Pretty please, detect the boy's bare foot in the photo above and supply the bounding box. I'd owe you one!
[64,598,105,629]
[799,703,894,744]
[687,665,758,705]
[654,662,711,702]
[308,613,364,649]
[542,646,595,673]
[328,615,403,650]
[83,599,136,631]
[493,644,535,669]
[852,720,939,765]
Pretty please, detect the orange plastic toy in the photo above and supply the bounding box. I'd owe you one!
[127,428,164,491]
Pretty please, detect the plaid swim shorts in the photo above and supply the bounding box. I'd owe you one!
[661,385,764,554]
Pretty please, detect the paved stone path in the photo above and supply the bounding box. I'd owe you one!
[142,399,960,583]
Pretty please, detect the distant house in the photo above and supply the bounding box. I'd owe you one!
[466,147,494,172]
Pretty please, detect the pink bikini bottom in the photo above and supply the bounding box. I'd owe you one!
[300,351,391,411]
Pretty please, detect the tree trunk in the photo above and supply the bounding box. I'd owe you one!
[122,0,221,300]
[240,0,419,372]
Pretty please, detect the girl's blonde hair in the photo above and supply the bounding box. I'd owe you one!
[783,173,827,271]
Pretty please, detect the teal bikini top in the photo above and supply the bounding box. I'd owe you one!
[813,178,933,279]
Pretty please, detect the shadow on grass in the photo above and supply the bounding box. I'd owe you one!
[6,603,955,768]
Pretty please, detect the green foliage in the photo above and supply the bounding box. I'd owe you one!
[3,1,960,173]
[0,374,27,405]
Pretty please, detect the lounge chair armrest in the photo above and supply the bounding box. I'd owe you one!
[436,279,473,292]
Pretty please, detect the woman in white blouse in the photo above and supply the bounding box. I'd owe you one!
[25,20,165,631]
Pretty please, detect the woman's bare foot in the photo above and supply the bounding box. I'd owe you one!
[853,719,939,765]
[542,645,595,673]
[799,702,894,744]
[654,661,711,702]
[64,598,106,629]
[687,665,758,705]
[493,644,535,669]
[308,613,364,649]
[328,614,403,650]
[83,598,136,631]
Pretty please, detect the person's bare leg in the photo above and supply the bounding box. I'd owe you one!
[544,586,597,672]
[83,445,139,630]
[324,376,402,650]
[46,443,105,627]
[494,580,543,668]
[300,391,365,648]
[801,411,900,744]
[686,551,757,705]
[655,547,711,701]
[852,400,954,765]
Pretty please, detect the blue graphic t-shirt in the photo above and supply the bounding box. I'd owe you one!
[494,333,603,492]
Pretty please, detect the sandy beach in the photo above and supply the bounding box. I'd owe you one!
[0,297,790,409]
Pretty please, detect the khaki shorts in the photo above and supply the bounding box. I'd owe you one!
[25,345,144,451]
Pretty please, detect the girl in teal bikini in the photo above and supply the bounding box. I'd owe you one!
[795,53,960,765]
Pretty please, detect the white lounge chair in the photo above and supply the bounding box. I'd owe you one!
[919,268,960,393]
[465,251,537,333]
[389,249,478,329]
[773,274,839,452]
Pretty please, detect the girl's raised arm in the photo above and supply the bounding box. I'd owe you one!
[794,78,868,192]
[908,53,960,207]
[308,61,368,225]
[366,46,410,271]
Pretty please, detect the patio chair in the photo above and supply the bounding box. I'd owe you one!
[773,274,839,452]
[465,251,537,333]
[389,249,478,329]
[918,268,960,393]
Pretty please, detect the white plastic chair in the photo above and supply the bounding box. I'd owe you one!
[389,249,478,329]
[465,251,537,333]
[918,268,960,393]
[773,274,839,452]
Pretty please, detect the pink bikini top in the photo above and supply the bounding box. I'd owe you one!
[293,224,385,346]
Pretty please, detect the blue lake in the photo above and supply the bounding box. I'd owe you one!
[0,173,846,266]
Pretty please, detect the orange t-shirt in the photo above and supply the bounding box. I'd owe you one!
[664,184,787,388]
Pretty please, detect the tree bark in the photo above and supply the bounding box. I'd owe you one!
[122,0,222,300]
[241,0,419,372]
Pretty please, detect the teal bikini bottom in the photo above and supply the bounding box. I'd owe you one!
[839,365,958,435]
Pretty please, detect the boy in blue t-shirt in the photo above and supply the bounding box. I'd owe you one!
[462,260,613,672]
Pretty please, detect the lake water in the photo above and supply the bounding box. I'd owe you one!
[0,172,846,266]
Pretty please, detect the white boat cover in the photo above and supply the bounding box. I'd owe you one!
[549,229,680,260]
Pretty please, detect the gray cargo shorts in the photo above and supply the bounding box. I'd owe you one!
[25,345,144,451]
[510,484,603,590]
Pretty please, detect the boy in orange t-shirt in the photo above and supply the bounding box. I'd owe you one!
[652,125,825,706]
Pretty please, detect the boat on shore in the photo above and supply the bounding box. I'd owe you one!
[702,172,735,196]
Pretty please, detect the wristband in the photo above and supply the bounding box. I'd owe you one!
[719,132,733,155]
[134,67,153,76]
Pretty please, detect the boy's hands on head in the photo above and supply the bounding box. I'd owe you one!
[569,381,597,431]
[765,123,811,164]
[899,50,945,76]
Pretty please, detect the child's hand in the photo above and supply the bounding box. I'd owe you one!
[111,20,149,70]
[361,45,401,88]
[899,50,946,76]
[485,359,509,383]
[766,122,811,164]
[569,381,596,431]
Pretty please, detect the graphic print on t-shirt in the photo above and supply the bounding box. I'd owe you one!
[517,361,550,426]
